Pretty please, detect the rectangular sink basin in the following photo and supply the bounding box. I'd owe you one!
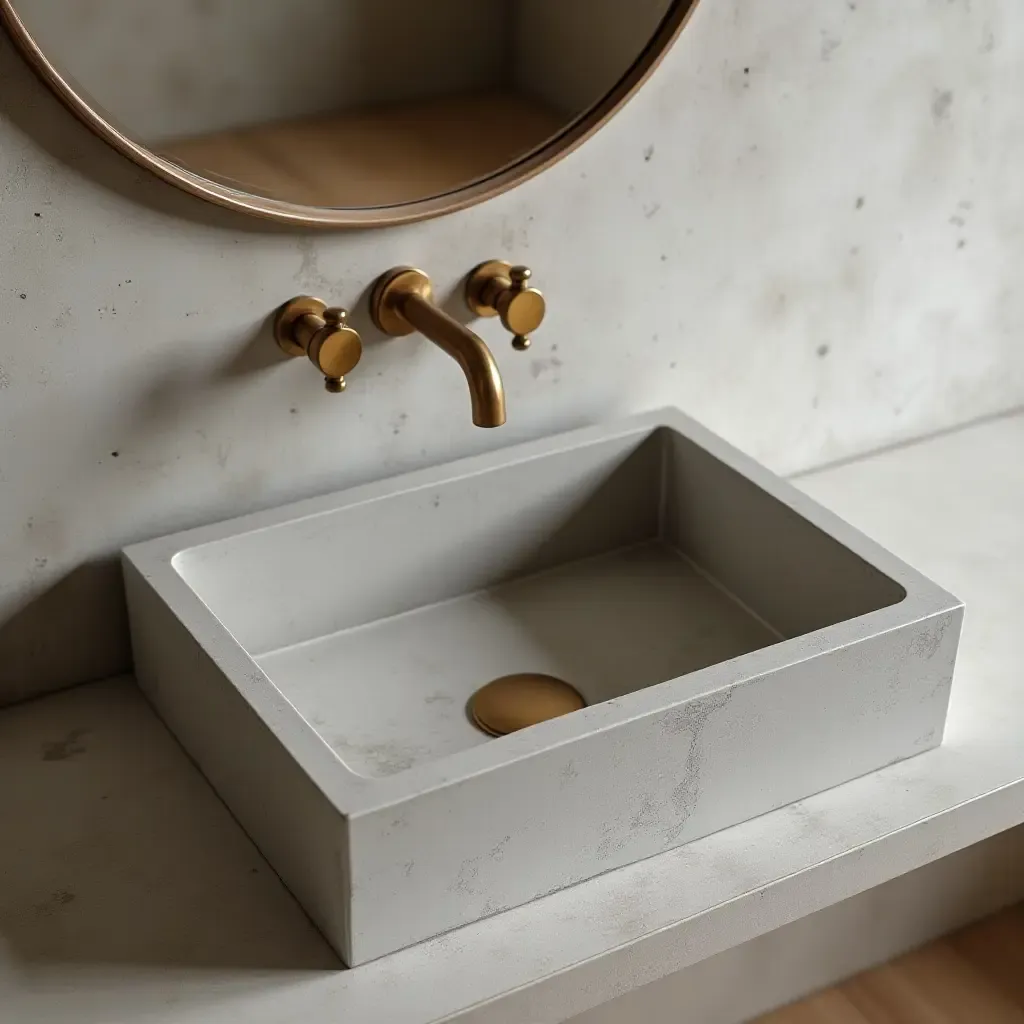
[123,408,962,966]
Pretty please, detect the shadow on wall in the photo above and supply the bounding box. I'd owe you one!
[0,561,130,707]
[0,29,298,234]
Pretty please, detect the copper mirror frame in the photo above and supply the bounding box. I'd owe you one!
[0,0,700,229]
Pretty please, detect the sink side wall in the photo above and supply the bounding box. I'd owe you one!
[123,560,353,964]
[660,430,908,637]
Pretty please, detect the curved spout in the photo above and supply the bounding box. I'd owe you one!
[398,292,506,428]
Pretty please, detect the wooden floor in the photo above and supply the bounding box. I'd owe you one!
[755,904,1024,1022]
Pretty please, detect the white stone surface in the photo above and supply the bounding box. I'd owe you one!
[2,0,1024,702]
[1,410,1022,1024]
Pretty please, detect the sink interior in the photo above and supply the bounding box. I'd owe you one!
[172,427,906,780]
[255,540,779,777]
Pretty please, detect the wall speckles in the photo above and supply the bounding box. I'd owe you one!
[2,0,1024,704]
[932,88,955,122]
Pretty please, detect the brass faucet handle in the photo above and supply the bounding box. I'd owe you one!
[501,267,546,351]
[275,296,363,394]
[309,308,363,392]
[466,260,547,351]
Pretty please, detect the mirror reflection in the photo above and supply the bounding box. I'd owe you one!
[16,0,675,210]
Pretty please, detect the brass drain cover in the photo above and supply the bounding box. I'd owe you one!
[469,673,586,737]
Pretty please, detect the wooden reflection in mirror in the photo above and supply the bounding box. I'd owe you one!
[162,93,564,210]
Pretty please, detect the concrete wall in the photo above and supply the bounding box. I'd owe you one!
[2,0,1023,705]
[16,0,510,139]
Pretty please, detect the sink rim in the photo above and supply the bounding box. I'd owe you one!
[123,407,960,818]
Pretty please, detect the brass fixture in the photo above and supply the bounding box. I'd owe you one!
[275,296,363,393]
[370,267,507,428]
[469,674,587,737]
[466,261,546,350]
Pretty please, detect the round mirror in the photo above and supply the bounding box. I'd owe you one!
[1,0,698,227]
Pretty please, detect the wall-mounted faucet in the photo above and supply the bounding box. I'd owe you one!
[370,261,546,428]
[275,262,545,426]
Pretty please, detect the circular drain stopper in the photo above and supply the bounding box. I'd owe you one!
[469,674,586,737]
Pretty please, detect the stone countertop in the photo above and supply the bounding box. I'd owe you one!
[2,409,1022,1024]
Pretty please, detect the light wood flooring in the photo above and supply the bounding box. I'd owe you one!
[755,904,1024,1022]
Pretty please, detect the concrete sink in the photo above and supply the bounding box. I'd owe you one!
[123,408,961,965]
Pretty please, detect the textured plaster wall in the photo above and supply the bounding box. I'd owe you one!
[2,0,1023,705]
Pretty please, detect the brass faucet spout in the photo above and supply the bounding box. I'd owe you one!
[399,291,505,428]
[370,267,506,428]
